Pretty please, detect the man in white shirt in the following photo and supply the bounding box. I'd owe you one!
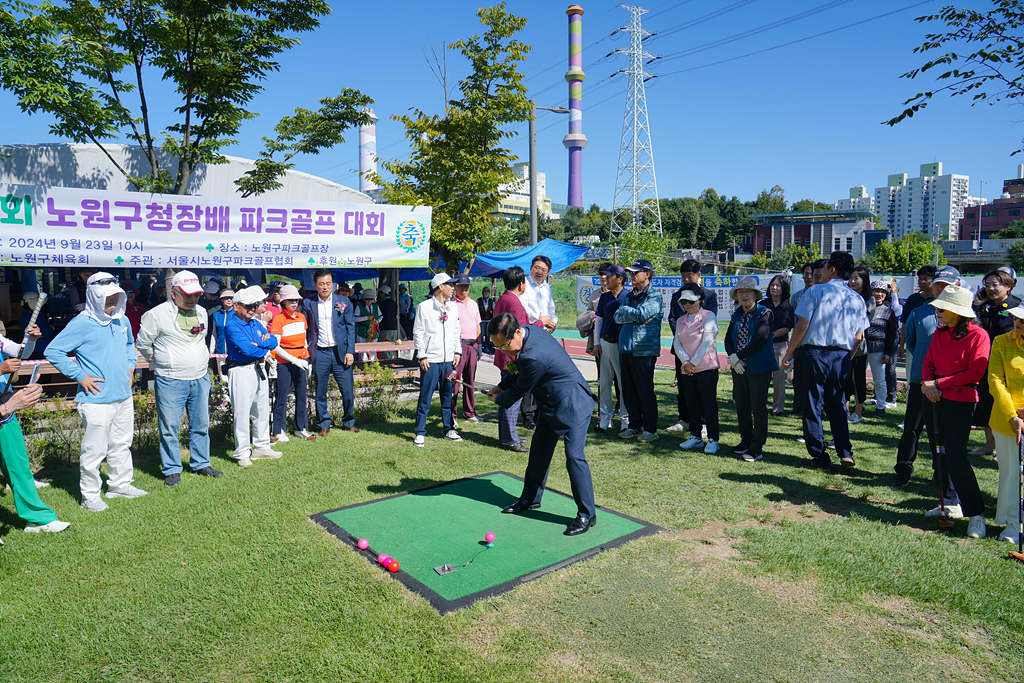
[136,270,223,487]
[523,255,558,332]
[412,273,462,447]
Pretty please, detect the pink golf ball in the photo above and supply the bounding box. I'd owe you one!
[377,553,388,565]
[358,539,369,550]
[484,532,495,543]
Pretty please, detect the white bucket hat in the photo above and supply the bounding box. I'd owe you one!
[930,283,975,319]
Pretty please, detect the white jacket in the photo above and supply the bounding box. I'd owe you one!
[136,301,210,380]
[413,296,461,363]
[523,276,558,324]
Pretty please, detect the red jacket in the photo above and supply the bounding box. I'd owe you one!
[493,289,544,371]
[922,323,991,403]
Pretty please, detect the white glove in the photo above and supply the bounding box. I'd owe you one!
[735,360,746,375]
[292,358,310,374]
[727,353,741,370]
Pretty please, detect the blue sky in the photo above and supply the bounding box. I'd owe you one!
[2,0,1020,208]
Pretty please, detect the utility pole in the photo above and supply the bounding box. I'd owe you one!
[529,100,570,245]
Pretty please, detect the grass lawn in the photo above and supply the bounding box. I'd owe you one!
[2,370,1022,682]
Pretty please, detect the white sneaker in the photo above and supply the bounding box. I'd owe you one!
[105,485,148,499]
[849,414,863,424]
[251,449,282,459]
[885,401,898,409]
[445,430,463,441]
[665,420,687,433]
[25,520,70,533]
[619,428,641,439]
[465,416,479,424]
[237,457,253,468]
[81,498,109,512]
[637,431,658,442]
[297,429,316,440]
[966,515,987,539]
[414,435,425,447]
[274,432,290,443]
[924,504,964,519]
[998,525,1020,543]
[896,422,905,430]
[679,435,704,450]
[704,439,720,454]
[864,398,875,406]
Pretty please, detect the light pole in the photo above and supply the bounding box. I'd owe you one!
[977,179,986,249]
[529,100,570,245]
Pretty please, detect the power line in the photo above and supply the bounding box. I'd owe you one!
[648,0,936,80]
[649,0,854,65]
[645,0,761,45]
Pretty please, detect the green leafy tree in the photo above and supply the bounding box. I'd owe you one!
[715,196,753,249]
[790,199,833,213]
[617,227,676,275]
[750,185,787,215]
[863,232,946,273]
[1009,240,1024,271]
[0,0,365,195]
[748,252,772,269]
[371,4,531,272]
[886,1,1024,154]
[993,219,1024,238]
[769,244,820,271]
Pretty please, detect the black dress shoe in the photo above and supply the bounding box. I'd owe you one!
[502,499,541,514]
[564,513,596,536]
[503,442,529,453]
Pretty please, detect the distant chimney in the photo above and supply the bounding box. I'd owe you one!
[1018,163,1023,180]
[358,108,379,194]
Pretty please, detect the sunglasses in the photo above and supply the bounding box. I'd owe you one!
[242,302,262,311]
[88,277,119,287]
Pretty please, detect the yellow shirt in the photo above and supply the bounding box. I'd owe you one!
[988,330,1024,436]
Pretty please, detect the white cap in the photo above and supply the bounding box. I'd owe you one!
[235,285,267,305]
[202,280,220,294]
[378,284,392,294]
[430,273,456,290]
[172,271,203,295]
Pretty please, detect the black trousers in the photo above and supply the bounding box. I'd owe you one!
[791,347,804,413]
[894,382,935,478]
[733,370,770,448]
[621,353,658,433]
[846,355,867,404]
[885,352,898,403]
[674,354,689,423]
[520,412,596,518]
[935,398,984,517]
[521,392,537,427]
[680,369,719,441]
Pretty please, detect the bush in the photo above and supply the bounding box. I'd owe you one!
[356,361,401,422]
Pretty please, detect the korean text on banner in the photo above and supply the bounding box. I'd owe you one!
[0,184,432,270]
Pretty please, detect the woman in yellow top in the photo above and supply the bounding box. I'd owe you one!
[269,285,316,443]
[987,303,1024,544]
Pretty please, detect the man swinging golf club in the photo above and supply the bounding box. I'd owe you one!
[486,312,598,536]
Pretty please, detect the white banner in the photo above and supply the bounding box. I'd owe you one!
[0,184,431,270]
[577,273,784,322]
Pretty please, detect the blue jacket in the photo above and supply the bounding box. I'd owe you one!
[725,304,777,376]
[225,315,277,363]
[46,315,137,404]
[497,326,597,435]
[613,284,664,356]
[302,294,356,362]
[209,307,235,355]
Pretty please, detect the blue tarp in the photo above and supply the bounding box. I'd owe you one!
[466,238,589,277]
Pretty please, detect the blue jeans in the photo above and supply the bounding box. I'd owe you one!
[313,347,354,430]
[414,360,454,436]
[155,374,211,476]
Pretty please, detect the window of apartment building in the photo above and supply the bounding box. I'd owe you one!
[834,238,841,251]
[983,210,997,217]
[846,237,853,251]
[1011,209,1021,216]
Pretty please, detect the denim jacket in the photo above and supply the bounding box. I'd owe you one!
[613,285,664,357]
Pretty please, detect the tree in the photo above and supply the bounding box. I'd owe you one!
[863,232,946,273]
[371,4,531,272]
[886,1,1024,155]
[750,185,787,215]
[0,0,368,195]
[768,244,820,271]
[1009,240,1024,271]
[617,227,675,275]
[790,199,833,213]
[993,219,1024,238]
[715,196,753,249]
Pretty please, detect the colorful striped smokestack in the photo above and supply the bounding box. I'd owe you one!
[358,108,378,194]
[563,4,587,208]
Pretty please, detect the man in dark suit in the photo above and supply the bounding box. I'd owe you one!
[486,313,598,536]
[302,268,358,436]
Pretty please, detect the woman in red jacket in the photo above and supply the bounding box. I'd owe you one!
[921,284,992,539]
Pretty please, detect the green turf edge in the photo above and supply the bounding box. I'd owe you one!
[309,470,666,614]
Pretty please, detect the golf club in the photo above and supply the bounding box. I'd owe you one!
[933,410,957,530]
[1011,435,1024,563]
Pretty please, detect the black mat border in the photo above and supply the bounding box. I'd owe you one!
[310,470,664,614]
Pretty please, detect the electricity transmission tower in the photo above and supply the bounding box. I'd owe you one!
[610,4,662,237]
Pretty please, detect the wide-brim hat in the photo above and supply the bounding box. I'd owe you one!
[236,285,267,306]
[930,283,975,318]
[730,276,762,302]
[219,289,235,299]
[278,284,301,301]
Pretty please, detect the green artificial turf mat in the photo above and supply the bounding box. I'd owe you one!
[312,471,662,613]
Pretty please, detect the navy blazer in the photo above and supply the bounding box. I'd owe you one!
[302,294,356,361]
[496,326,597,435]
